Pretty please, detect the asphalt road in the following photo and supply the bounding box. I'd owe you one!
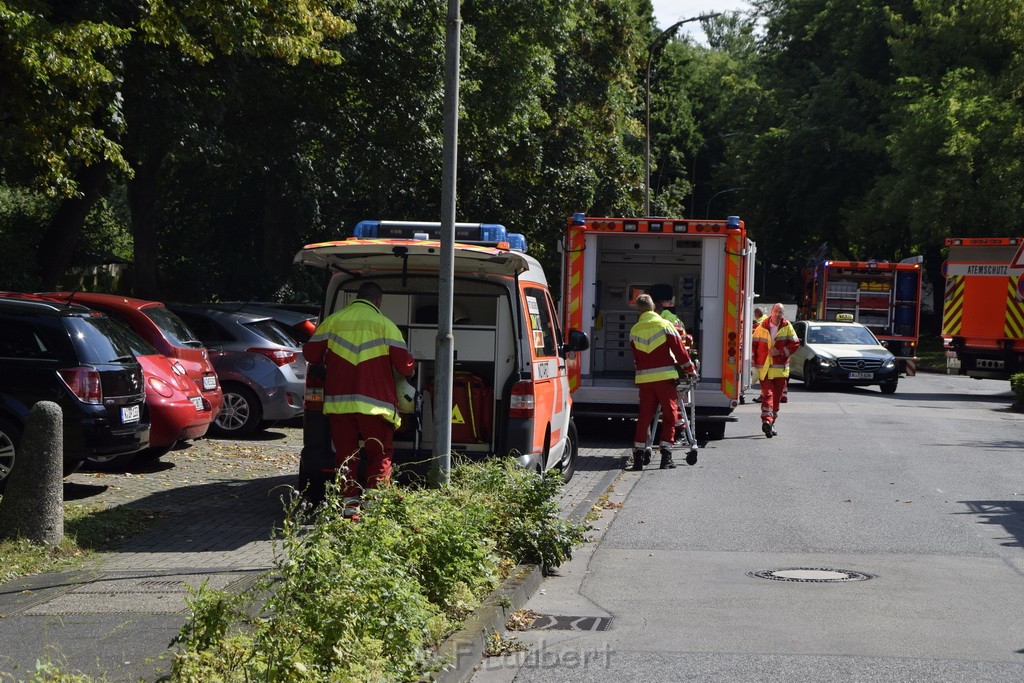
[475,372,1024,682]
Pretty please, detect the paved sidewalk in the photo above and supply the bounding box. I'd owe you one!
[0,423,629,682]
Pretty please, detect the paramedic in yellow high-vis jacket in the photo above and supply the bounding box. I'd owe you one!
[751,303,799,438]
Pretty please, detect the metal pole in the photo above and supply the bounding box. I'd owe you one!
[644,13,721,217]
[432,0,461,486]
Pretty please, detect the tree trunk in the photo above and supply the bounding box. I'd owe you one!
[128,147,167,299]
[38,163,109,290]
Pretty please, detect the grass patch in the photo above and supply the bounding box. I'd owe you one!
[0,502,158,583]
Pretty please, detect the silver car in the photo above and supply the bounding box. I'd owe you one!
[790,320,900,394]
[166,304,305,436]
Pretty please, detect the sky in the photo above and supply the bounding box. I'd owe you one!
[651,0,751,39]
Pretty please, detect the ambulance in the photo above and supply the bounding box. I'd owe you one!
[942,236,1024,380]
[558,213,757,441]
[293,221,590,496]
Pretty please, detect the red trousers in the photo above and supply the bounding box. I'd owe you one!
[328,413,394,498]
[760,377,788,424]
[633,380,679,449]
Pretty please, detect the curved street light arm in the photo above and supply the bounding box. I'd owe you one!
[644,13,722,217]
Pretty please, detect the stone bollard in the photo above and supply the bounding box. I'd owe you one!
[0,401,64,545]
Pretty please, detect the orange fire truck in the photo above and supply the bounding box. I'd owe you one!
[942,236,1024,380]
[800,258,924,374]
[558,213,757,441]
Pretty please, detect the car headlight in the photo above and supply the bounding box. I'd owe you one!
[817,356,836,368]
[883,357,896,369]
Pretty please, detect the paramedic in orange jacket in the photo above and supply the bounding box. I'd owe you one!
[302,281,415,501]
[629,293,696,470]
[751,302,800,438]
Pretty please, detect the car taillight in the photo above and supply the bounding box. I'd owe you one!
[247,347,297,366]
[305,364,325,411]
[57,366,102,405]
[509,380,535,418]
[148,376,175,398]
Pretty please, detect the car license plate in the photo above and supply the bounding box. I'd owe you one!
[849,372,873,379]
[190,396,205,410]
[121,404,140,423]
[203,376,217,390]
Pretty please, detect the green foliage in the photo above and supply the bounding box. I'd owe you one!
[170,458,587,682]
[1010,373,1024,411]
[0,185,53,290]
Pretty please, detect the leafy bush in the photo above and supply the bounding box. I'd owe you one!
[171,459,588,682]
[1011,373,1024,411]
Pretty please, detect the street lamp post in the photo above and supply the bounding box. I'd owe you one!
[644,13,721,217]
[705,186,746,218]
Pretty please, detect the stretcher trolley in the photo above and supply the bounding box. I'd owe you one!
[633,360,700,468]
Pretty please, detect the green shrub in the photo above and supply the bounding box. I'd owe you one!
[1011,373,1024,410]
[170,459,588,682]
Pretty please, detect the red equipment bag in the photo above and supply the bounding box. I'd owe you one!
[426,371,493,443]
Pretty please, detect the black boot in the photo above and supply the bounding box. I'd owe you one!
[631,449,644,471]
[659,447,677,469]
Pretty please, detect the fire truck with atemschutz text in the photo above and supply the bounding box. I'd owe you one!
[800,258,924,374]
[558,213,757,442]
[942,236,1024,380]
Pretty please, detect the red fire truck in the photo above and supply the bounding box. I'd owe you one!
[558,213,757,441]
[800,258,923,373]
[942,236,1024,380]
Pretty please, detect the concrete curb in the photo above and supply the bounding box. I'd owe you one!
[429,466,622,682]
[430,563,543,683]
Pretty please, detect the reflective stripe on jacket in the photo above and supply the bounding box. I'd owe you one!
[751,316,800,380]
[630,311,694,385]
[303,299,415,427]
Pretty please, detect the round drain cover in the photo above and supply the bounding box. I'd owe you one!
[748,567,873,583]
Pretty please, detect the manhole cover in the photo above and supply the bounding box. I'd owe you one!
[748,567,873,583]
[529,615,611,631]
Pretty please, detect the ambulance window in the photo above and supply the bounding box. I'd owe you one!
[524,288,557,358]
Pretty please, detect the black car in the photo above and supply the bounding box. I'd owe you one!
[0,296,150,491]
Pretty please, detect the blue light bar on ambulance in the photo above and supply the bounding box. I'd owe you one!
[353,220,527,252]
[355,220,506,242]
[727,216,741,229]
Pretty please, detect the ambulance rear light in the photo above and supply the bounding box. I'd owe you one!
[354,220,509,243]
[509,380,535,418]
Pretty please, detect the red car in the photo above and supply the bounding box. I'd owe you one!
[103,322,214,464]
[38,292,224,435]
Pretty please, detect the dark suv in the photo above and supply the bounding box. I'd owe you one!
[0,297,150,491]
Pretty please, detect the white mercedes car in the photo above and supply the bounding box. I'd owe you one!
[790,320,900,394]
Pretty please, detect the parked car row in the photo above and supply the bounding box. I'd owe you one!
[0,291,316,490]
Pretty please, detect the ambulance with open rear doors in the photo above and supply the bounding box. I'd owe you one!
[558,213,757,441]
[294,221,589,497]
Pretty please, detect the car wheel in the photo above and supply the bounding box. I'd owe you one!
[557,420,579,484]
[0,417,21,493]
[804,361,820,390]
[211,384,263,438]
[880,378,898,394]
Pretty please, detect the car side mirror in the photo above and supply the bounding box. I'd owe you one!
[561,329,590,355]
